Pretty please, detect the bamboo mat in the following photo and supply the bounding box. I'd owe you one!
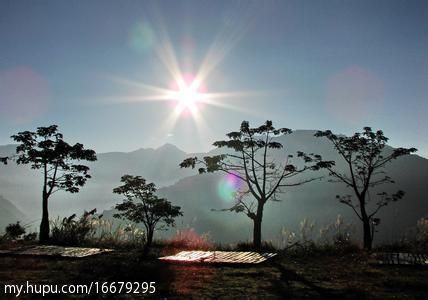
[159,251,277,264]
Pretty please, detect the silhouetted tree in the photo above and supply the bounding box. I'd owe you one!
[5,221,26,240]
[315,127,417,250]
[10,125,97,243]
[113,175,183,252]
[180,120,331,249]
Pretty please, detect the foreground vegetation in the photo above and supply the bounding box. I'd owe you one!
[1,215,427,298]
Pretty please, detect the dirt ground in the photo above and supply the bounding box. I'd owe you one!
[0,249,427,299]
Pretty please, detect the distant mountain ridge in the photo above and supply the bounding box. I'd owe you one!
[92,143,191,185]
[0,142,196,219]
[0,130,427,244]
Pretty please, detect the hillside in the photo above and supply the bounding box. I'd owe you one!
[0,195,27,231]
[0,143,195,218]
[1,130,427,244]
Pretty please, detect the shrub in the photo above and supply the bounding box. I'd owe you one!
[50,211,146,249]
[50,209,100,246]
[91,220,146,249]
[392,216,428,252]
[319,215,355,249]
[235,240,277,252]
[23,232,37,241]
[166,228,213,250]
[5,221,26,239]
[414,216,428,251]
[279,215,359,254]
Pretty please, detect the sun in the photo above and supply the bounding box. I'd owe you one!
[177,84,198,109]
[171,77,204,115]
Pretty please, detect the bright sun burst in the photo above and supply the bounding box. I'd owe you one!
[171,77,203,115]
[108,8,267,141]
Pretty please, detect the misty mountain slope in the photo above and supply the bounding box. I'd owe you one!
[163,157,428,244]
[1,130,427,244]
[102,173,254,243]
[151,132,428,243]
[0,143,195,219]
[0,195,27,231]
[0,144,41,216]
[156,173,253,242]
[92,143,192,184]
[0,144,17,157]
[103,153,428,244]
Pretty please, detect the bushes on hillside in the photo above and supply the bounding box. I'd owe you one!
[1,221,37,242]
[279,215,358,254]
[50,209,146,248]
[5,221,26,239]
[50,209,100,246]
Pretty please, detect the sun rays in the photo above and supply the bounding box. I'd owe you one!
[101,2,269,144]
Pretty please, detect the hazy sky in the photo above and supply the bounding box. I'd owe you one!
[0,0,427,156]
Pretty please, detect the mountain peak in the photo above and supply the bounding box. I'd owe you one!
[156,143,184,153]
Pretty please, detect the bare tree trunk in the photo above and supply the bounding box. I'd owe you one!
[147,228,154,248]
[362,218,372,250]
[253,201,264,249]
[39,190,49,243]
[143,227,154,257]
[360,198,372,250]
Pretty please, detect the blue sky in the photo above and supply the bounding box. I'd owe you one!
[0,0,427,156]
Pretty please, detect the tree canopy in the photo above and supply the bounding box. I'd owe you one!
[113,175,183,250]
[10,125,97,242]
[181,120,332,248]
[315,127,417,249]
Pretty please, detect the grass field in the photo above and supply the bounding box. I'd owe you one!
[1,247,427,299]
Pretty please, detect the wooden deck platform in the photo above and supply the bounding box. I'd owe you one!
[159,251,277,264]
[0,245,113,258]
[371,252,428,265]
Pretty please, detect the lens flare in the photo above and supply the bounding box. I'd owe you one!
[129,22,155,53]
[326,66,384,124]
[217,173,243,202]
[0,66,50,123]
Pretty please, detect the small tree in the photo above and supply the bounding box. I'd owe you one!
[113,175,182,251]
[5,221,26,240]
[315,127,417,250]
[10,125,97,243]
[180,120,331,248]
